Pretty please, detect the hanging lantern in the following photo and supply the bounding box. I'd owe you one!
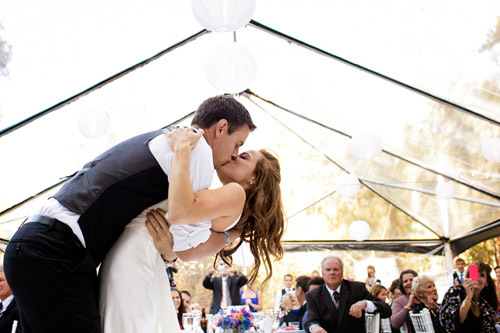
[435,181,454,200]
[481,138,500,162]
[78,109,110,139]
[350,132,382,161]
[335,173,360,198]
[204,42,256,93]
[191,0,256,33]
[349,220,371,241]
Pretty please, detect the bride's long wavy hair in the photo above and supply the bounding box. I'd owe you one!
[216,149,285,286]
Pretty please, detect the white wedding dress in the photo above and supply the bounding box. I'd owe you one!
[99,200,181,333]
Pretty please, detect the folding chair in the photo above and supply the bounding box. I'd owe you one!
[409,308,435,333]
[365,312,380,333]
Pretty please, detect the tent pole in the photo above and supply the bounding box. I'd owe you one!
[444,242,455,287]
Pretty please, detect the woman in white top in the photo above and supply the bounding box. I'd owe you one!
[99,127,285,332]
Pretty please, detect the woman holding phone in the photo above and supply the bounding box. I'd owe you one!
[438,262,498,332]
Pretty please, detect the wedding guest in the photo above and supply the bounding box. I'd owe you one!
[181,290,191,312]
[280,291,301,327]
[370,284,388,303]
[307,277,324,292]
[240,283,263,312]
[274,274,294,311]
[390,269,418,332]
[494,266,500,302]
[388,279,403,305]
[365,265,381,290]
[311,270,320,279]
[171,288,185,330]
[453,258,466,286]
[439,262,498,332]
[411,275,441,333]
[0,266,21,333]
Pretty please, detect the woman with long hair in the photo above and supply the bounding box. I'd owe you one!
[390,269,418,332]
[171,288,186,330]
[100,126,285,332]
[439,262,498,332]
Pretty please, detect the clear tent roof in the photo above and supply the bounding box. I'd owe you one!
[1,0,500,256]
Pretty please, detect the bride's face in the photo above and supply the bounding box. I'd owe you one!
[172,290,181,310]
[216,150,263,188]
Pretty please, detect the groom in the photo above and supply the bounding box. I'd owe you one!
[4,96,256,333]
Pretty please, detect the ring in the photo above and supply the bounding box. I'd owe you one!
[155,226,161,231]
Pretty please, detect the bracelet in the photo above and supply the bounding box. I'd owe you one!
[222,231,230,245]
[164,257,178,268]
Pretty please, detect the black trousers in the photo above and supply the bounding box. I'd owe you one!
[4,220,101,333]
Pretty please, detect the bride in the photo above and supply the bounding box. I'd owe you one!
[99,127,285,332]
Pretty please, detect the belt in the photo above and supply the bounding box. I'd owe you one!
[26,215,73,235]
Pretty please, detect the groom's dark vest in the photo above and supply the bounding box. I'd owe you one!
[53,130,169,265]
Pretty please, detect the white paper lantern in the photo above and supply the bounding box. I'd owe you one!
[205,42,256,93]
[191,0,256,33]
[78,109,110,139]
[349,220,370,241]
[335,173,360,198]
[435,182,455,200]
[481,138,500,162]
[350,132,383,160]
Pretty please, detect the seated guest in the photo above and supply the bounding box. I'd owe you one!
[305,254,391,333]
[240,283,263,312]
[311,270,320,279]
[411,275,441,333]
[280,292,301,327]
[181,290,191,312]
[438,262,498,332]
[0,265,21,333]
[171,288,185,330]
[390,269,418,333]
[293,276,311,330]
[307,277,324,292]
[370,284,388,303]
[388,279,403,305]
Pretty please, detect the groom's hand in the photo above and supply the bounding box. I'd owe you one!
[146,208,177,261]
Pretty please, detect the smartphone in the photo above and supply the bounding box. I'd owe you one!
[469,264,479,281]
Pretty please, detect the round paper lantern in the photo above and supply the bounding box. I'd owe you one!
[350,132,382,160]
[78,109,110,139]
[191,0,256,33]
[435,182,454,200]
[205,42,256,93]
[481,138,500,162]
[335,173,360,198]
[349,220,370,241]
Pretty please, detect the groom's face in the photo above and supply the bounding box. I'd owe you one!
[212,124,251,169]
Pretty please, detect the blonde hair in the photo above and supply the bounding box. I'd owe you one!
[218,149,285,286]
[411,275,435,301]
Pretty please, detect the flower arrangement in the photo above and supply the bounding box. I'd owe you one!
[216,308,254,332]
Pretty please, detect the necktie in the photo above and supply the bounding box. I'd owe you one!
[333,291,340,309]
[460,273,464,283]
[0,301,3,316]
[221,278,228,309]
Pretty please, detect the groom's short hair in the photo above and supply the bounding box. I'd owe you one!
[192,95,256,134]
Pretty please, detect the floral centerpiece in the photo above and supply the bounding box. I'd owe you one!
[216,308,254,332]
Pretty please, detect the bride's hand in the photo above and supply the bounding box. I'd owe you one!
[163,126,204,152]
[146,208,177,261]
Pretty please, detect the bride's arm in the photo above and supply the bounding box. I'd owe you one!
[146,208,240,262]
[165,128,245,226]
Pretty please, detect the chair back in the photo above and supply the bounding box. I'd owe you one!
[380,318,392,333]
[365,312,380,333]
[409,308,435,333]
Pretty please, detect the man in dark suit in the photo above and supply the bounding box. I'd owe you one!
[305,255,391,333]
[294,276,311,330]
[203,260,248,314]
[0,266,21,333]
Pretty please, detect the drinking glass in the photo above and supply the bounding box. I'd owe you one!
[182,313,194,332]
